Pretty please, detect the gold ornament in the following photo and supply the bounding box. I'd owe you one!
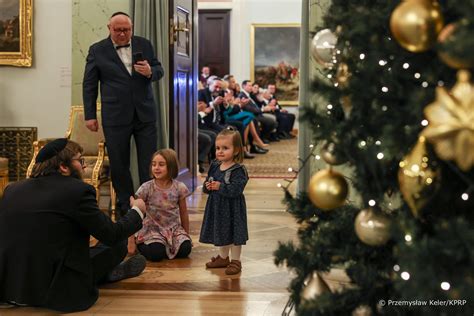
[321,141,347,166]
[354,207,392,246]
[437,22,474,69]
[336,62,351,88]
[352,305,373,316]
[308,168,349,210]
[301,271,331,300]
[341,96,352,119]
[311,29,337,68]
[422,70,474,171]
[398,136,440,217]
[390,0,444,52]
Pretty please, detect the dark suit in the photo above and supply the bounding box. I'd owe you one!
[83,35,164,213]
[0,174,143,312]
[238,91,277,139]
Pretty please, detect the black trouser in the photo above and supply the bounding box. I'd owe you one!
[137,240,192,262]
[275,112,296,133]
[103,117,157,214]
[90,240,127,284]
[198,129,216,163]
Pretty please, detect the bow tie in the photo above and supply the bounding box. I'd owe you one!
[115,44,130,50]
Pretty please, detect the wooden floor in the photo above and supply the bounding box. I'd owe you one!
[2,178,298,315]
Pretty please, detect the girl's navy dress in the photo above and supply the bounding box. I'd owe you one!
[199,160,249,246]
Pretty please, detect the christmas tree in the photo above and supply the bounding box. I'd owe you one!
[275,1,474,315]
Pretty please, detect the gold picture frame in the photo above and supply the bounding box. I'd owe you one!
[0,0,33,67]
[250,23,300,106]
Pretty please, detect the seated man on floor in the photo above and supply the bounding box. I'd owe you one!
[0,139,147,313]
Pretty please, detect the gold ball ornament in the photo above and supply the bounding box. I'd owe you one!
[311,29,337,68]
[354,207,392,246]
[301,271,331,300]
[321,141,347,166]
[308,168,349,210]
[336,62,351,88]
[437,22,474,69]
[422,70,474,171]
[390,0,444,52]
[398,136,440,217]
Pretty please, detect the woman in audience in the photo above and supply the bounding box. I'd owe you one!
[220,88,268,155]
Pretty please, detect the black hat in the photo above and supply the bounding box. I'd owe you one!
[35,138,68,163]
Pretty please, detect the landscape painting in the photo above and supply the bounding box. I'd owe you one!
[251,24,300,106]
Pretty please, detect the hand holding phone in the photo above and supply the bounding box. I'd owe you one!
[133,52,144,64]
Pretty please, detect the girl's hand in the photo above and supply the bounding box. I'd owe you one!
[208,181,221,191]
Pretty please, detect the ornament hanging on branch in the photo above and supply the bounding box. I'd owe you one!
[321,141,347,166]
[354,207,392,246]
[311,29,337,68]
[390,0,444,53]
[308,168,349,211]
[336,62,351,88]
[422,70,474,171]
[398,136,440,218]
[437,21,474,69]
[301,271,331,301]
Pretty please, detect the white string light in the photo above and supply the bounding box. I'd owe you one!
[359,53,365,60]
[393,264,400,272]
[403,63,409,69]
[421,81,428,88]
[414,73,421,79]
[421,120,428,126]
[462,193,469,201]
[441,282,450,291]
[368,200,376,206]
[404,234,412,242]
[377,153,384,159]
[381,87,389,93]
[401,272,410,280]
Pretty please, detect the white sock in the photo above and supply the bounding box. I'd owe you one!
[230,245,242,261]
[219,245,231,259]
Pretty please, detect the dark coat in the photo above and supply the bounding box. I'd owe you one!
[0,174,142,312]
[82,36,164,127]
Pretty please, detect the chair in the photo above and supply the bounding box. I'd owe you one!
[26,105,116,219]
[0,157,8,198]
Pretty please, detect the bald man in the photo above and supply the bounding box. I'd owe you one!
[83,12,164,215]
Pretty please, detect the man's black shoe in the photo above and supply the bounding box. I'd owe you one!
[244,151,256,159]
[106,254,147,283]
[250,145,268,154]
[261,138,270,144]
[269,134,281,142]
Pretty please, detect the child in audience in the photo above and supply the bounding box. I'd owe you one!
[129,149,192,262]
[199,127,249,275]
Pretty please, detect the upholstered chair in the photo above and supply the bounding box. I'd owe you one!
[0,157,8,198]
[26,105,116,220]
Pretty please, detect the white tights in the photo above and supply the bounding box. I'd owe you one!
[219,245,242,261]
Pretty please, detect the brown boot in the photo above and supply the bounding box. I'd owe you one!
[205,255,230,268]
[225,260,242,275]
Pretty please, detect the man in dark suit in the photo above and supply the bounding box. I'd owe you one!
[82,12,164,215]
[0,139,147,312]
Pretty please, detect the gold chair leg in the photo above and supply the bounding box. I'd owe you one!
[110,182,116,222]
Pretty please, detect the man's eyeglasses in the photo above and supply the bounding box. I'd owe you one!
[72,157,86,166]
[113,28,131,34]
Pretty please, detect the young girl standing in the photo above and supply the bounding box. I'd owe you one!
[130,149,192,262]
[199,128,249,275]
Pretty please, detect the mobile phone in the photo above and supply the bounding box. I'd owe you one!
[133,52,144,64]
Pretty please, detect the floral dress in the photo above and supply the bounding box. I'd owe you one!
[135,179,190,259]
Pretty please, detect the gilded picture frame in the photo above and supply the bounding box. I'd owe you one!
[250,23,300,106]
[0,0,33,67]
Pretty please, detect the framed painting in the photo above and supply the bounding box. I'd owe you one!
[0,0,33,67]
[251,23,300,106]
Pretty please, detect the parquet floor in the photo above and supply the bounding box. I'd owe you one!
[1,179,299,316]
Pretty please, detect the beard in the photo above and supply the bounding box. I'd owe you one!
[69,165,83,180]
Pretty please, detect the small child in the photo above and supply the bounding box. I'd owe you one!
[199,127,249,275]
[130,149,192,262]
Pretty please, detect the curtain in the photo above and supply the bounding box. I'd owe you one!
[128,0,170,189]
[297,0,312,193]
[130,0,170,149]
